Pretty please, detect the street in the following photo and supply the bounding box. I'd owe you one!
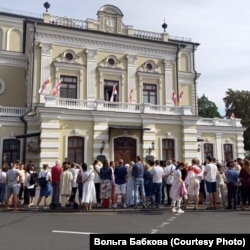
[0,205,249,250]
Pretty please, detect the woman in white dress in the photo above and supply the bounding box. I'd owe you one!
[170,162,185,213]
[81,165,96,210]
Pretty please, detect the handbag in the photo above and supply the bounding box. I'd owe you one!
[38,172,48,188]
[179,182,187,197]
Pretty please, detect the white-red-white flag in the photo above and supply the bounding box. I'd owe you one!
[110,85,117,102]
[38,79,49,95]
[172,91,177,105]
[51,79,62,96]
[129,89,134,103]
[179,90,184,104]
[230,113,235,119]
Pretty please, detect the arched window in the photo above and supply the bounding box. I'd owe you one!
[162,139,175,161]
[2,139,21,164]
[67,136,84,164]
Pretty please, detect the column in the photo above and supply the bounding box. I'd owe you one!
[85,49,97,100]
[126,54,137,103]
[163,59,174,105]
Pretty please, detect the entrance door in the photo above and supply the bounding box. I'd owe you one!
[114,137,136,164]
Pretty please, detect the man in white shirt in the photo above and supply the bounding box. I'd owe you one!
[204,156,218,209]
[163,160,176,205]
[150,160,164,208]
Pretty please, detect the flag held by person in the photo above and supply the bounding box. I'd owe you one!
[129,88,133,103]
[179,90,184,105]
[51,79,62,96]
[172,91,177,105]
[38,79,49,95]
[110,85,117,102]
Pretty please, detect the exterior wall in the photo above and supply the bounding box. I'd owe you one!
[0,6,246,167]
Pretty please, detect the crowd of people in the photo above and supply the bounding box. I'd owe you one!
[0,155,250,213]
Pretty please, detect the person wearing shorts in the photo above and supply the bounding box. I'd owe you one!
[113,159,127,208]
[4,160,22,211]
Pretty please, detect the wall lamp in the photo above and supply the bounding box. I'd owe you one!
[100,140,106,154]
[197,144,201,152]
[148,141,155,155]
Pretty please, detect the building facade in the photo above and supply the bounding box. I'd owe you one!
[0,4,245,167]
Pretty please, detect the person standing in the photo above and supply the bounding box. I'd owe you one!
[151,160,164,208]
[225,160,239,210]
[143,161,153,207]
[18,162,25,205]
[163,160,176,205]
[204,156,218,210]
[100,159,113,208]
[60,162,73,208]
[184,158,201,211]
[132,156,146,209]
[126,161,136,207]
[113,159,128,208]
[81,165,96,211]
[0,162,8,205]
[170,162,185,213]
[239,159,250,210]
[93,159,102,207]
[51,160,63,206]
[4,160,22,211]
[68,162,80,206]
[36,164,52,209]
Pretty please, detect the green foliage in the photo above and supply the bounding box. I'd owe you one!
[198,94,222,118]
[223,89,250,151]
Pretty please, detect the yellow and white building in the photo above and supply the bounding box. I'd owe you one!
[0,4,245,167]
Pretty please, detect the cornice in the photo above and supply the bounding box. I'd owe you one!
[0,51,26,67]
[36,31,176,59]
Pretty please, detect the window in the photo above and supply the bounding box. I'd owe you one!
[203,143,213,159]
[2,139,20,164]
[162,139,175,161]
[104,80,119,102]
[68,137,84,164]
[143,84,157,104]
[60,76,77,98]
[224,144,233,162]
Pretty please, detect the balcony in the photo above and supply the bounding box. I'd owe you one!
[44,96,192,115]
[0,106,28,117]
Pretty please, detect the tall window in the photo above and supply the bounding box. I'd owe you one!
[162,139,175,161]
[224,144,233,162]
[203,143,213,159]
[104,80,119,102]
[60,76,77,98]
[2,139,20,164]
[68,137,84,164]
[143,84,157,104]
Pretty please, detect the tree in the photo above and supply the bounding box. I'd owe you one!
[198,94,222,118]
[223,89,250,151]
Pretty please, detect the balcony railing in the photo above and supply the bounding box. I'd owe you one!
[197,117,242,127]
[44,96,192,115]
[0,106,28,117]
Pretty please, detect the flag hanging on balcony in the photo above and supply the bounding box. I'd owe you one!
[38,79,49,95]
[172,91,177,105]
[129,89,134,103]
[110,85,117,102]
[51,79,62,96]
[179,90,184,105]
[230,113,235,119]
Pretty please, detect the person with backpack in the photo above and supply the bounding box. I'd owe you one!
[36,164,52,209]
[23,164,37,207]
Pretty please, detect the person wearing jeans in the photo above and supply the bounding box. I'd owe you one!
[132,155,146,209]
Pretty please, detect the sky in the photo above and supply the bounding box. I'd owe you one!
[1,0,250,116]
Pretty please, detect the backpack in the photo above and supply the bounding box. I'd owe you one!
[29,173,37,185]
[38,172,48,188]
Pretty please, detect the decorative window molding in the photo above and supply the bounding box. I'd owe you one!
[139,60,157,73]
[55,50,79,64]
[0,79,6,95]
[100,55,120,68]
